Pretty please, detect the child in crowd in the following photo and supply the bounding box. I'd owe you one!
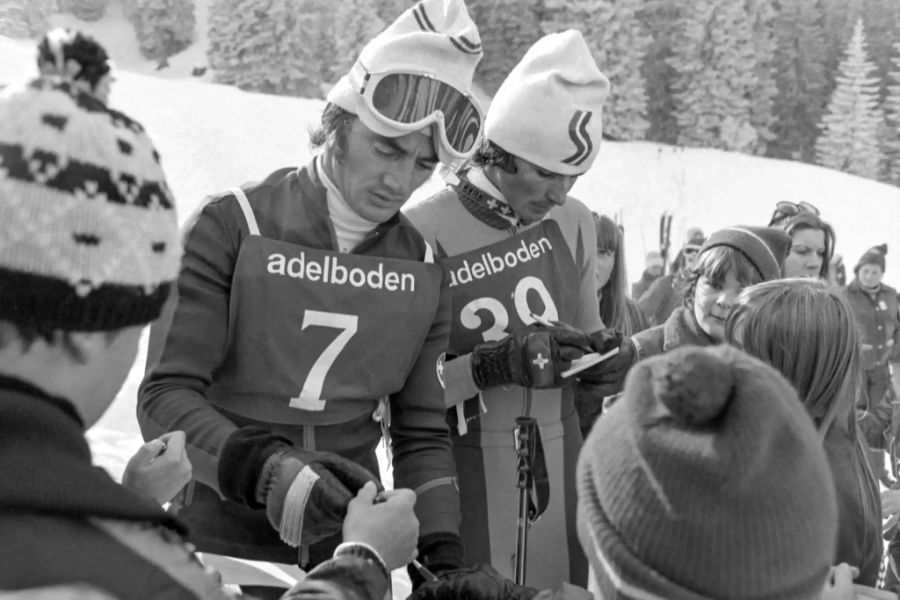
[630,225,791,359]
[726,278,883,586]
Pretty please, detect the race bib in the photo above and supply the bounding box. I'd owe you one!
[210,236,443,425]
[441,221,580,354]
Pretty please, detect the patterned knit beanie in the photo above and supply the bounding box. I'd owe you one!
[855,244,887,274]
[485,30,609,176]
[699,226,791,282]
[37,28,112,91]
[577,345,837,600]
[0,79,180,331]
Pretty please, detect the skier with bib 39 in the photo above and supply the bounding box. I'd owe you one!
[138,0,483,594]
[405,30,613,590]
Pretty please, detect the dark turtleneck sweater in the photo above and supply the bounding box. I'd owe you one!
[0,375,224,599]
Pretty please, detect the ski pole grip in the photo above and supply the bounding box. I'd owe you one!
[515,416,538,490]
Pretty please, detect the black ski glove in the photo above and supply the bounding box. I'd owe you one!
[471,324,591,390]
[408,532,465,590]
[576,329,637,393]
[409,564,540,600]
[219,427,381,549]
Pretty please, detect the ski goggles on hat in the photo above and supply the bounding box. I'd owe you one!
[357,67,483,161]
[769,201,820,226]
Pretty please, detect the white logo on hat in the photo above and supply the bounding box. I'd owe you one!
[561,110,593,167]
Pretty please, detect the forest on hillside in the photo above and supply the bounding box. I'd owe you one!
[2,0,900,186]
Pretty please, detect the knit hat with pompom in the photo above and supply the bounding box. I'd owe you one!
[577,344,838,600]
[0,78,180,331]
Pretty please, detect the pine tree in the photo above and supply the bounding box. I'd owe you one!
[542,0,650,141]
[770,0,829,161]
[640,0,681,144]
[667,0,760,152]
[745,0,778,155]
[0,0,56,38]
[123,0,195,60]
[860,0,900,98]
[208,0,333,97]
[372,0,408,22]
[466,0,544,95]
[332,0,386,79]
[814,19,885,179]
[60,0,109,21]
[884,42,900,184]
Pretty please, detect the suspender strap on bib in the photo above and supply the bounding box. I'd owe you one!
[231,187,261,236]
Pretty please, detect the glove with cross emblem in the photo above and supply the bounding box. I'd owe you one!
[471,322,591,390]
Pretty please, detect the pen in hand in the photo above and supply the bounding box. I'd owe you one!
[412,558,439,583]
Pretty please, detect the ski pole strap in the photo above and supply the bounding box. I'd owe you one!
[514,416,550,522]
[530,423,549,522]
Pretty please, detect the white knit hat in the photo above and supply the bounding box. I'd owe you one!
[327,0,482,143]
[485,30,609,176]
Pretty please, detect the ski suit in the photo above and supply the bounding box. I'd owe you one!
[843,280,900,453]
[405,171,603,589]
[138,160,460,568]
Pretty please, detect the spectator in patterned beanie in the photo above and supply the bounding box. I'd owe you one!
[0,78,417,600]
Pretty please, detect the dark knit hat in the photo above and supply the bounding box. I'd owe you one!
[855,244,887,273]
[700,226,791,281]
[683,227,705,250]
[37,29,111,90]
[577,345,837,600]
[0,79,180,331]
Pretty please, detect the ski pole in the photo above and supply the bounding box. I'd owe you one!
[514,415,538,585]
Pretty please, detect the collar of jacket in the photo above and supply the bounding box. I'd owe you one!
[848,278,885,296]
[304,159,403,250]
[452,171,526,232]
[662,306,717,352]
[0,375,186,534]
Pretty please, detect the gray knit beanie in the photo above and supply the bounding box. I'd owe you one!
[577,345,838,600]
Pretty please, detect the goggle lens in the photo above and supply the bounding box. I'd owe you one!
[370,72,482,155]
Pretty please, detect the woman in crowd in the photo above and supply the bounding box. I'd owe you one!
[768,201,836,280]
[592,213,648,336]
[725,278,883,585]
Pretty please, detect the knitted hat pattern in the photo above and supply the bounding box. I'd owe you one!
[485,30,609,176]
[700,226,791,282]
[577,345,838,600]
[855,243,887,273]
[37,28,111,90]
[0,79,180,331]
[327,0,482,143]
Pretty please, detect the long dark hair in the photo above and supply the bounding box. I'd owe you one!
[594,214,635,334]
[725,279,863,433]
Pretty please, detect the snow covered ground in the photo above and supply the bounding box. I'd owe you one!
[3,11,900,592]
